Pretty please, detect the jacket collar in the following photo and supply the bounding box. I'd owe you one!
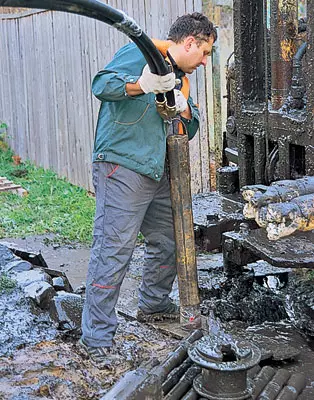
[152,39,190,100]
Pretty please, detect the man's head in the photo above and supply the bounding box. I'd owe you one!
[167,12,217,74]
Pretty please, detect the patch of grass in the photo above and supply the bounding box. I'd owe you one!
[0,147,95,244]
[0,273,17,294]
[306,270,314,281]
[0,122,8,151]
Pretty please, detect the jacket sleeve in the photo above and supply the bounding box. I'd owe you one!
[92,44,146,102]
[181,95,200,140]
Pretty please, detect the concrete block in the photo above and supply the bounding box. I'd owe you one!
[5,259,33,273]
[49,291,84,330]
[24,281,56,309]
[14,269,52,288]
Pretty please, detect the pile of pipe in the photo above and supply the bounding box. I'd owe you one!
[241,176,314,240]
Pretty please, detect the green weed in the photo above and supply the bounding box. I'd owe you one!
[0,122,8,150]
[307,270,314,281]
[0,147,95,244]
[0,273,17,294]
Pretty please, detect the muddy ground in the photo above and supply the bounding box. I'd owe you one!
[0,236,180,399]
[0,235,314,399]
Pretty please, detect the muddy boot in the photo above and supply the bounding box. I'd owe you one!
[136,302,180,323]
[79,338,122,369]
[180,314,202,331]
[180,305,202,331]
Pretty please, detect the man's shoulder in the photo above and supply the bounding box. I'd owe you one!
[105,42,145,72]
[114,42,143,60]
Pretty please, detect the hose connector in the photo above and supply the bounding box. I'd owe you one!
[155,96,177,121]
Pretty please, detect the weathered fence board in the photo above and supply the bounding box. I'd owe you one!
[0,0,218,193]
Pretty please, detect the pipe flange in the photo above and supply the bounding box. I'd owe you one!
[193,373,254,400]
[189,336,261,371]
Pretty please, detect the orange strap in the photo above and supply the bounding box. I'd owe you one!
[152,39,190,134]
[152,39,190,100]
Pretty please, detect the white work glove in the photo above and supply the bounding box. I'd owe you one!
[174,89,188,114]
[138,64,175,94]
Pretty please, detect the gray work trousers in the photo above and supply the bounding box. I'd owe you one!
[81,162,176,347]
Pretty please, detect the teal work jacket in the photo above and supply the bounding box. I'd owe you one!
[92,42,200,181]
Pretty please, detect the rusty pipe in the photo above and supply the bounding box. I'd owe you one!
[155,330,203,382]
[167,134,201,329]
[270,0,298,110]
[275,373,306,400]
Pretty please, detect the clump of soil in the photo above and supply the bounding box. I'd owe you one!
[0,315,179,399]
[0,241,179,399]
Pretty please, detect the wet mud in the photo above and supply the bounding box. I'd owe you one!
[0,235,314,399]
[0,237,178,399]
[0,291,57,357]
[0,315,178,399]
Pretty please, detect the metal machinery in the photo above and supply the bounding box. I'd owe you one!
[224,0,313,187]
[217,0,314,274]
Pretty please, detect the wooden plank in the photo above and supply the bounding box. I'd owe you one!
[9,19,21,156]
[77,14,93,189]
[161,0,173,39]
[65,13,82,187]
[145,0,153,37]
[0,184,21,190]
[43,11,58,171]
[0,22,4,124]
[0,177,27,196]
[2,21,14,151]
[79,16,97,191]
[51,11,71,181]
[31,13,47,168]
[21,16,36,163]
[0,9,45,19]
[19,15,32,161]
[135,0,147,33]
[31,11,56,170]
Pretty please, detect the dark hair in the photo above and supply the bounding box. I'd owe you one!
[168,12,217,44]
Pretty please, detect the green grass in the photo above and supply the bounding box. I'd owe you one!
[0,147,95,244]
[306,270,314,281]
[0,273,17,294]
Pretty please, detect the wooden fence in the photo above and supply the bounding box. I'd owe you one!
[0,0,228,194]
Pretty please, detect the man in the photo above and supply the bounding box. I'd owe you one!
[81,12,217,367]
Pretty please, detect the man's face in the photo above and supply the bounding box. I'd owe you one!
[179,35,215,74]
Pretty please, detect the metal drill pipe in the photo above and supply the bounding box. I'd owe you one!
[167,134,201,323]
[275,372,306,400]
[156,330,203,382]
[181,389,199,400]
[247,364,262,380]
[257,369,291,400]
[252,366,276,399]
[162,358,193,395]
[164,365,201,400]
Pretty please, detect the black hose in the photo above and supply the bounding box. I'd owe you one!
[0,0,175,105]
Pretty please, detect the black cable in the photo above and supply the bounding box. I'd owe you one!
[0,0,175,106]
